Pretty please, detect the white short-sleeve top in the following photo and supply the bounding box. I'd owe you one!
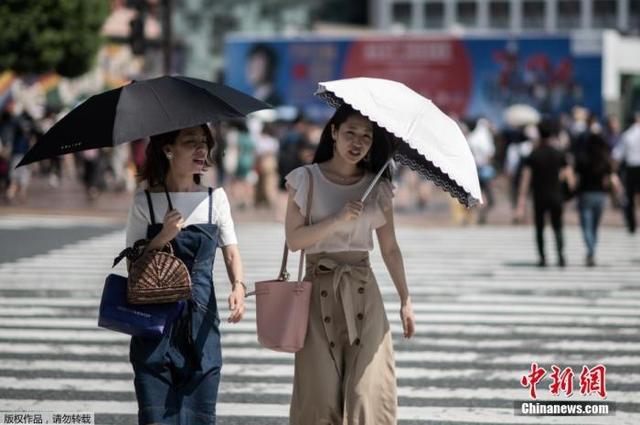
[285,163,394,254]
[125,187,238,249]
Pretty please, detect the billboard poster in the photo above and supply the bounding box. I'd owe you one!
[224,34,601,125]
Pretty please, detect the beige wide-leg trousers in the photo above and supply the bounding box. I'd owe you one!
[289,251,397,425]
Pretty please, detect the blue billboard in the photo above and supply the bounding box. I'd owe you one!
[225,34,602,125]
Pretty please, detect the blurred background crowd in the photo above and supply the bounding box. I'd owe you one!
[2,100,639,231]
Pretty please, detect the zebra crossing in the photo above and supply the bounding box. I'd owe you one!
[0,218,639,424]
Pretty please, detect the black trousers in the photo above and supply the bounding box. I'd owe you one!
[624,167,640,233]
[533,197,564,260]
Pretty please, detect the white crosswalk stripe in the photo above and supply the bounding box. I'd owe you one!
[0,220,639,424]
[0,214,122,229]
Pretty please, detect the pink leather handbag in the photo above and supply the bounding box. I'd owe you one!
[247,167,314,353]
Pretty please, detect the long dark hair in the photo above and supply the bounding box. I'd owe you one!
[312,104,393,181]
[139,124,217,188]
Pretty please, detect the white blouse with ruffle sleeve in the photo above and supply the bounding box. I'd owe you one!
[285,163,394,254]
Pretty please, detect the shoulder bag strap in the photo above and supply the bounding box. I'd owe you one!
[208,187,213,224]
[163,184,174,211]
[144,190,156,225]
[278,166,314,282]
[297,167,314,282]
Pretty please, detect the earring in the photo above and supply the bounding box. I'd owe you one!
[166,152,174,160]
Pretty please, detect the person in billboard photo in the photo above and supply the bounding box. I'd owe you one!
[245,43,283,107]
[284,104,416,424]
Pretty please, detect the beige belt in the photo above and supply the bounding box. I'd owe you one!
[314,257,370,346]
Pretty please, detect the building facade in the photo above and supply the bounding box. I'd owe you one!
[172,0,316,80]
[371,0,640,33]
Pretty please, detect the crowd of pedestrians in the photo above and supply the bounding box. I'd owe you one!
[0,102,443,215]
[461,107,638,267]
[1,100,639,267]
[0,103,138,204]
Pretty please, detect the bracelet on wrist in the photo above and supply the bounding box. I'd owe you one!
[232,280,247,292]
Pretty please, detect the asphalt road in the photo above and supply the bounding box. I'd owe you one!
[0,216,638,424]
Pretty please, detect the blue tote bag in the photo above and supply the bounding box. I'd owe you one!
[98,274,185,338]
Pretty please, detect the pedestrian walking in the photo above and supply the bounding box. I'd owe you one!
[613,112,640,234]
[277,113,308,191]
[468,118,496,224]
[516,119,575,267]
[253,121,279,208]
[574,133,623,266]
[605,114,622,150]
[504,124,534,219]
[569,106,590,155]
[227,121,255,210]
[6,113,35,204]
[0,109,15,197]
[125,124,246,424]
[14,76,270,424]
[284,104,416,424]
[79,148,105,202]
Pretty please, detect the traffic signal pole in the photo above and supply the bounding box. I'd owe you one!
[162,0,173,75]
[128,0,146,55]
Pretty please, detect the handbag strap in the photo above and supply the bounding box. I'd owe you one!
[278,166,314,282]
[208,187,213,224]
[113,239,173,269]
[145,185,174,224]
[112,239,149,268]
[144,190,156,225]
[163,183,174,210]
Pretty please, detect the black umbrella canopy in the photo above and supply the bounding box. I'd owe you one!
[18,76,271,167]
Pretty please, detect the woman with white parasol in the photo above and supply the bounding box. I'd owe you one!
[283,78,482,424]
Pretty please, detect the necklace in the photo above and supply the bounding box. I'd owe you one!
[320,164,363,184]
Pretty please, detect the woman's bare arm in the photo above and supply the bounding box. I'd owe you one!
[221,244,246,323]
[375,208,415,338]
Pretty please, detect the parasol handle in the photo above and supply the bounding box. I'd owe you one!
[360,157,393,202]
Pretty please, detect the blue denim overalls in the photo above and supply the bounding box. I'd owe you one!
[130,188,222,425]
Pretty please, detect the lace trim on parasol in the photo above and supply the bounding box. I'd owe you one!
[316,90,480,208]
[394,142,479,208]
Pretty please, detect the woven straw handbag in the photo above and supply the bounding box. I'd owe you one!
[112,238,192,305]
[111,188,192,305]
[126,241,192,304]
